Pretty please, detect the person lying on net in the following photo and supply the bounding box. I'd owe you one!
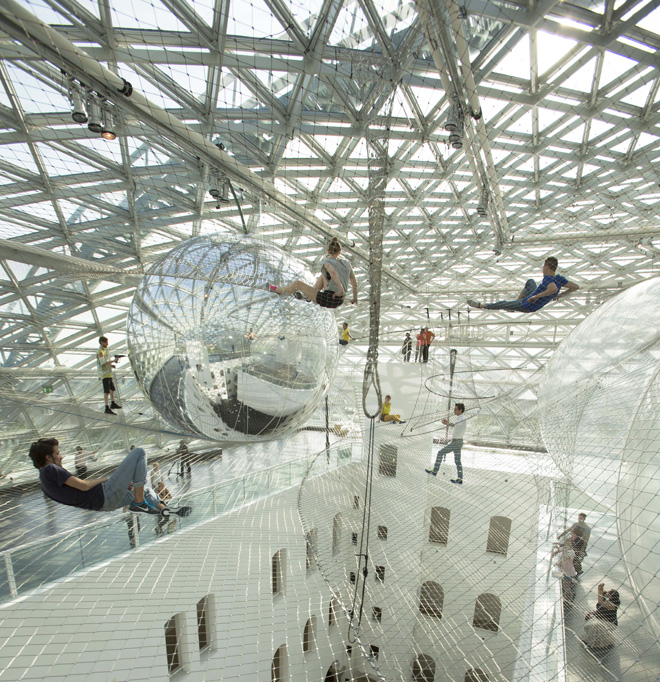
[270,237,358,309]
[468,257,579,312]
[30,439,191,518]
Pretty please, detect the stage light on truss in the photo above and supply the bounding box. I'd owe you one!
[444,103,462,132]
[101,106,117,140]
[87,96,103,133]
[476,188,489,216]
[69,83,88,124]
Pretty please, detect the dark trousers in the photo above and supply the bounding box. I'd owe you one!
[431,438,463,479]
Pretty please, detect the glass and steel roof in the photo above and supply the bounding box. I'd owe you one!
[0,0,659,470]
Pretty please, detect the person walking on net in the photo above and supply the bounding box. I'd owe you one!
[97,336,122,415]
[467,257,579,312]
[271,238,358,309]
[426,403,466,484]
[401,332,412,362]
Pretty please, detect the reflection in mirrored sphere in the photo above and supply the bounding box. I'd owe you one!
[127,235,338,441]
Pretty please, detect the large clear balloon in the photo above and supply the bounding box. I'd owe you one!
[538,276,660,639]
[127,235,338,441]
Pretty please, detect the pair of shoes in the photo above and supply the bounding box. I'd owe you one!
[425,469,437,476]
[110,401,122,410]
[467,299,482,308]
[129,501,161,515]
[450,479,463,485]
[104,406,116,415]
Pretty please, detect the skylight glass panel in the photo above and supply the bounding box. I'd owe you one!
[2,143,39,174]
[620,79,655,108]
[22,0,72,24]
[329,2,371,47]
[536,31,578,77]
[559,56,596,93]
[227,0,284,38]
[37,143,99,176]
[288,0,324,33]
[599,51,638,88]
[110,0,189,31]
[4,65,69,115]
[493,33,530,79]
[634,3,660,33]
[157,64,209,100]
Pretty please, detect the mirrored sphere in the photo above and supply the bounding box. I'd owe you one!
[127,235,338,441]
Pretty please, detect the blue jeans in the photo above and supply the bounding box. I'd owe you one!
[483,279,536,311]
[432,438,463,479]
[101,448,161,511]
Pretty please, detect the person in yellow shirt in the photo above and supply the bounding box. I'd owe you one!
[97,336,122,415]
[339,322,353,346]
[380,395,405,423]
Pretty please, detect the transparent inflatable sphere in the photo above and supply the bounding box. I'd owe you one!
[539,277,660,639]
[127,235,338,441]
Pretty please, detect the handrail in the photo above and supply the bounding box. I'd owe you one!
[0,439,362,603]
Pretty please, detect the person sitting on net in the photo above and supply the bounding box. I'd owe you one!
[30,438,190,517]
[270,238,358,309]
[381,395,405,424]
[468,257,579,312]
[582,583,620,650]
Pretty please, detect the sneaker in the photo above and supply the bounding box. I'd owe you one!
[450,478,463,485]
[425,469,437,476]
[110,401,122,410]
[268,284,278,292]
[467,299,482,308]
[129,501,160,515]
[104,406,116,415]
[159,506,192,519]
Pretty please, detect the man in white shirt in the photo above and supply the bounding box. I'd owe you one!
[426,403,466,484]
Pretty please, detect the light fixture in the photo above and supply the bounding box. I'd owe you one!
[101,106,116,140]
[69,82,88,124]
[476,188,489,216]
[444,103,462,132]
[87,96,102,133]
[449,117,464,149]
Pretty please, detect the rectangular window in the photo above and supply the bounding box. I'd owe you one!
[197,597,209,651]
[375,565,385,583]
[369,645,379,661]
[487,516,512,556]
[378,444,398,477]
[353,495,360,509]
[372,606,382,623]
[350,571,356,584]
[378,525,388,540]
[352,532,358,545]
[165,615,182,675]
[306,529,317,572]
[346,645,352,658]
[429,507,450,545]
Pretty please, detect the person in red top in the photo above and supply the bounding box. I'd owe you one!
[423,328,435,363]
[416,328,426,363]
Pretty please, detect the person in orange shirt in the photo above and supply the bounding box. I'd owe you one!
[416,328,426,363]
[423,328,435,363]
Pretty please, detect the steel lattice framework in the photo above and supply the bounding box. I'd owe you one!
[0,0,659,470]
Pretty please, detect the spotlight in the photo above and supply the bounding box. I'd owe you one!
[87,97,102,133]
[69,83,87,124]
[444,103,462,132]
[101,106,116,140]
[476,188,489,216]
[217,178,230,203]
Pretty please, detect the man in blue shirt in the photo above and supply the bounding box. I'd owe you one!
[468,257,579,312]
[30,438,191,517]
